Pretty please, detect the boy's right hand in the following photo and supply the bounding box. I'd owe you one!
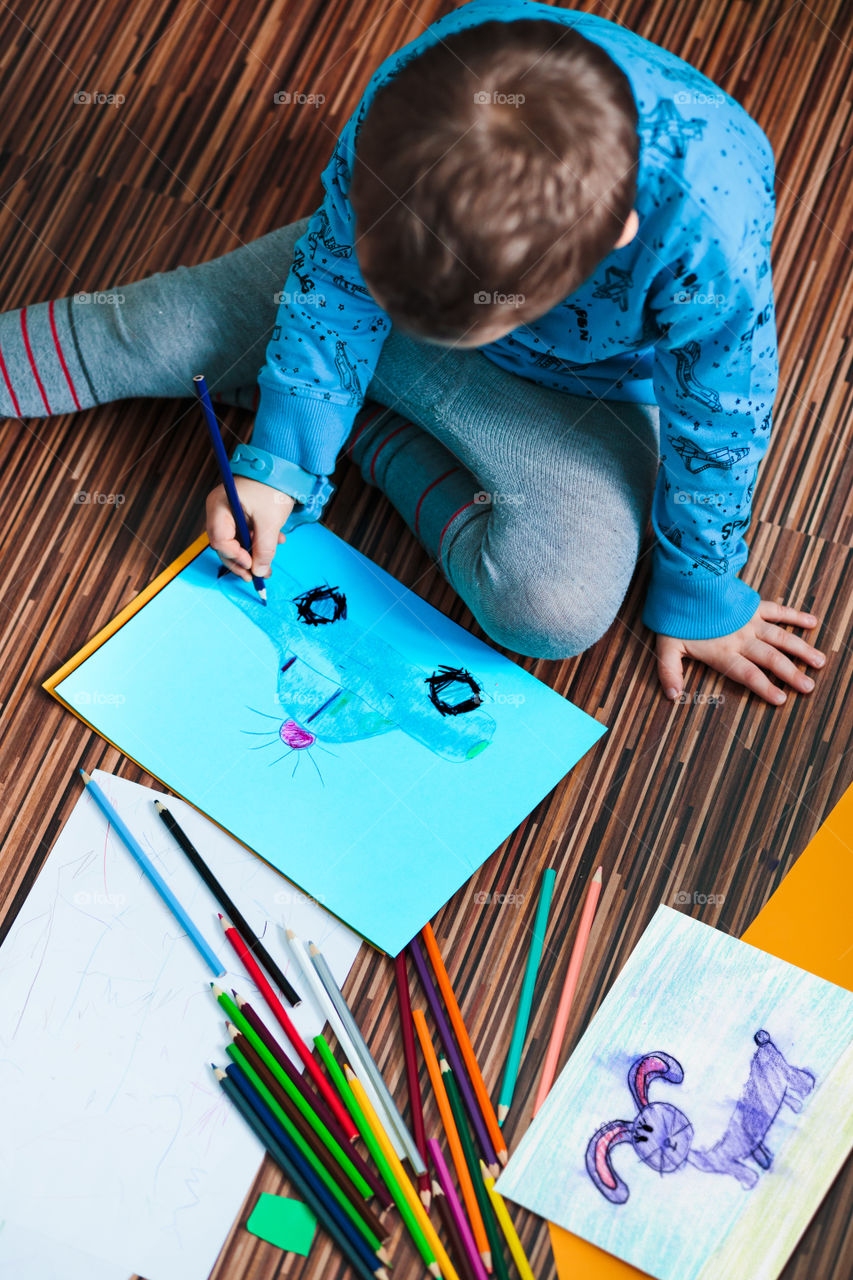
[206,477,293,582]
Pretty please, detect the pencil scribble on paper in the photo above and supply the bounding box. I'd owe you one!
[586,1031,815,1204]
[221,572,496,764]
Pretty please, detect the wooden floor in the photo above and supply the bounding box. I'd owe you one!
[1,1,852,1277]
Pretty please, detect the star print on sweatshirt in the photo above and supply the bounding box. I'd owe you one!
[251,0,779,641]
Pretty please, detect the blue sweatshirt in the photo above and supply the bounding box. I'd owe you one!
[251,0,778,641]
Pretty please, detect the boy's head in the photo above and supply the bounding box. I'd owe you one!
[350,19,640,347]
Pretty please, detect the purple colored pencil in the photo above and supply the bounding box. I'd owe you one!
[408,937,498,1170]
[428,1138,489,1280]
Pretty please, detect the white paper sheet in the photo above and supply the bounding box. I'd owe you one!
[0,771,361,1280]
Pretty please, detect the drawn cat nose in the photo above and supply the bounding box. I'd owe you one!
[279,719,316,749]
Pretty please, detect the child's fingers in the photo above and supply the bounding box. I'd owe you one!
[758,601,818,629]
[251,514,286,578]
[206,489,252,577]
[756,621,825,668]
[656,638,684,700]
[716,654,787,706]
[744,638,815,694]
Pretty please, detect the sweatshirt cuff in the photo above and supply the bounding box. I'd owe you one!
[642,564,761,639]
[251,375,358,476]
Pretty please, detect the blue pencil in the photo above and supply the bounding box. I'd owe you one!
[193,372,267,606]
[221,1062,388,1277]
[79,770,224,976]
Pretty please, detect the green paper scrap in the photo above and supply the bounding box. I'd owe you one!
[246,1192,317,1256]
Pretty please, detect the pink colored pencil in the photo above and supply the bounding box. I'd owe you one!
[428,1137,489,1280]
[532,866,603,1115]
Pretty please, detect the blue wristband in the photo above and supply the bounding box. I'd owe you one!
[230,443,335,530]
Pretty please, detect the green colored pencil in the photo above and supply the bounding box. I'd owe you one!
[498,867,557,1122]
[226,1042,382,1252]
[442,1057,510,1280]
[315,1034,440,1279]
[211,987,371,1198]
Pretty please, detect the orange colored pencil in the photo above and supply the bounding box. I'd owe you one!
[420,924,508,1167]
[413,1008,492,1273]
[532,866,604,1115]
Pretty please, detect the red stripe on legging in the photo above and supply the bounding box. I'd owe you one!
[345,404,384,459]
[369,422,409,482]
[438,500,481,566]
[48,299,81,410]
[414,466,461,538]
[20,308,51,413]
[0,339,22,416]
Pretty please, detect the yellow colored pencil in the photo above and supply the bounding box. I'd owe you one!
[480,1163,537,1280]
[346,1067,462,1280]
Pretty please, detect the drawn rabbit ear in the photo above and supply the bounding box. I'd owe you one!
[628,1052,684,1109]
[585,1120,633,1204]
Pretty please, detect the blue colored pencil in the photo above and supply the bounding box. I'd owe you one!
[79,770,224,976]
[193,372,267,605]
[220,1063,388,1278]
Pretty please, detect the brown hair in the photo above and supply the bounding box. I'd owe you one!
[349,19,639,342]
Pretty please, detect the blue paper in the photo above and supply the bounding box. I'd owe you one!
[55,525,605,953]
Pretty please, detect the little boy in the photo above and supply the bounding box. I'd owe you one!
[0,0,824,703]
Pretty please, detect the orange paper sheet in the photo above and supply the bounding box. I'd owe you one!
[549,780,853,1278]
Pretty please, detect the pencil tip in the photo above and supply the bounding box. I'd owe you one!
[481,1252,493,1271]
[211,983,223,997]
[420,1189,431,1210]
[498,1148,508,1166]
[343,1065,355,1081]
[439,1056,450,1072]
[79,769,91,784]
[428,1267,440,1279]
[154,800,165,812]
[308,942,320,956]
[498,1104,509,1123]
[593,866,603,882]
[226,1021,237,1038]
[285,928,296,940]
[487,1162,500,1179]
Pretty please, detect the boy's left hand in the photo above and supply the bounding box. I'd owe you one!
[655,601,826,706]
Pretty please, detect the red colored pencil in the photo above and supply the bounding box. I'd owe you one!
[395,950,431,1208]
[219,915,357,1139]
[236,992,392,1207]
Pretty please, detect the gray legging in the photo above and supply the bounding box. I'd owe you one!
[2,216,660,658]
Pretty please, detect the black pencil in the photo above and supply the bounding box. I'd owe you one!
[155,801,300,1006]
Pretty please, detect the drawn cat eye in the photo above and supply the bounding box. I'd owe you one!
[293,585,347,625]
[425,666,484,717]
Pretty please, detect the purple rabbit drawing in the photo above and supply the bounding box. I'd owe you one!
[586,1030,815,1204]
